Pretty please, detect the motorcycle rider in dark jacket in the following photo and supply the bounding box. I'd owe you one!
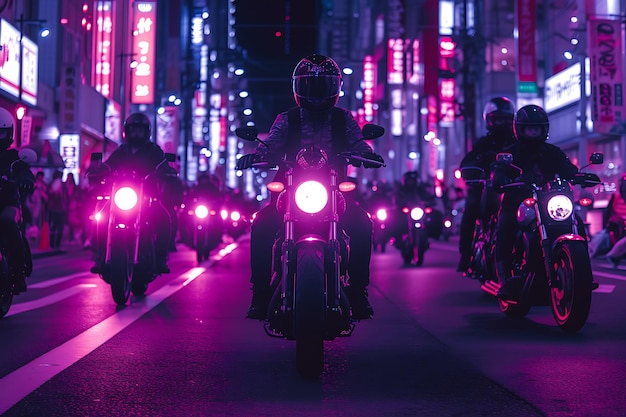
[89,112,173,274]
[457,97,516,272]
[236,54,384,320]
[0,108,35,294]
[491,105,579,301]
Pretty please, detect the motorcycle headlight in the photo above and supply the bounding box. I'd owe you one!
[294,180,328,214]
[410,207,425,221]
[376,208,388,221]
[195,204,209,219]
[114,187,138,211]
[230,210,241,222]
[546,195,574,221]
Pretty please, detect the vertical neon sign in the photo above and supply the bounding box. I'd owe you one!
[130,1,156,104]
[92,1,115,98]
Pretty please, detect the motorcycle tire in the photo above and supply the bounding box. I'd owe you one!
[0,256,13,319]
[294,241,326,379]
[498,239,532,318]
[551,240,593,333]
[110,245,132,306]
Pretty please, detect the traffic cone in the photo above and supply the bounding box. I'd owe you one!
[39,221,50,250]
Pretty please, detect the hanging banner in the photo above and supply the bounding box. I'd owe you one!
[588,18,624,133]
[130,1,156,104]
[516,0,537,92]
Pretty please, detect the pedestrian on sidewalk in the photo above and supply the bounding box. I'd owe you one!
[47,171,69,249]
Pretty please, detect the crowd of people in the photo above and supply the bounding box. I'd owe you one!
[22,170,92,251]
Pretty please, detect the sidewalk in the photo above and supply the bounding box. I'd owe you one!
[29,239,88,260]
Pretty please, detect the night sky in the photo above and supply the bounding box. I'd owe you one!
[233,0,319,132]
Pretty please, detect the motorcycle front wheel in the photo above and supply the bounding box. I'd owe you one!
[0,256,13,318]
[294,241,326,379]
[551,240,593,333]
[110,244,132,305]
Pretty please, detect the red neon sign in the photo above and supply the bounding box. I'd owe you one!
[92,1,115,98]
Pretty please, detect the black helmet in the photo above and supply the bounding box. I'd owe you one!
[0,108,15,150]
[514,104,549,146]
[123,112,151,146]
[483,97,515,134]
[292,54,342,112]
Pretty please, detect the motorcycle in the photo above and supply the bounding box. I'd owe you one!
[235,123,385,378]
[397,200,442,266]
[483,152,603,333]
[371,205,393,253]
[190,196,224,263]
[460,165,498,283]
[0,148,37,319]
[90,152,175,305]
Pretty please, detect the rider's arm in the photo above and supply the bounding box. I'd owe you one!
[345,110,374,153]
[260,112,289,160]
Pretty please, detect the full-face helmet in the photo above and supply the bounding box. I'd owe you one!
[514,104,549,146]
[292,54,342,112]
[123,112,151,147]
[483,97,515,134]
[0,108,15,149]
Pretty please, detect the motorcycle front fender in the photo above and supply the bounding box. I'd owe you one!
[551,233,586,252]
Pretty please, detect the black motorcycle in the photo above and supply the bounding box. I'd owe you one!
[397,199,442,266]
[460,165,498,282]
[90,152,175,305]
[189,196,224,263]
[483,152,603,333]
[236,124,385,378]
[0,148,37,318]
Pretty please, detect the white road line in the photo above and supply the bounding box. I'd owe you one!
[593,270,626,281]
[593,284,616,293]
[0,266,207,415]
[28,272,94,289]
[5,284,98,317]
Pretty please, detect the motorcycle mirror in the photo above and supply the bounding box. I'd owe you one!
[362,124,385,140]
[496,153,513,163]
[235,126,259,142]
[589,152,603,165]
[91,152,103,162]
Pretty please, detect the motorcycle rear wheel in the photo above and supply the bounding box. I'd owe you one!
[551,241,593,333]
[294,242,326,379]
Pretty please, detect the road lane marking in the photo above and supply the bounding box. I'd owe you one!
[5,285,98,317]
[593,270,626,281]
[0,266,208,414]
[593,284,616,293]
[28,272,94,289]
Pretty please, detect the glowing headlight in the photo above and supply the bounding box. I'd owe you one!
[195,204,209,219]
[410,207,425,221]
[114,187,138,211]
[294,181,328,214]
[376,208,388,221]
[230,210,241,222]
[546,195,573,221]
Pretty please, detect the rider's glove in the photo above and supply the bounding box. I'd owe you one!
[236,153,263,170]
[362,152,385,168]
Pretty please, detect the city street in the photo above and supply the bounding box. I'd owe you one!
[0,235,625,416]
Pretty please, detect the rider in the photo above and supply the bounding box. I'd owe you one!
[491,104,579,301]
[236,54,385,320]
[89,112,173,274]
[0,107,35,294]
[457,97,516,272]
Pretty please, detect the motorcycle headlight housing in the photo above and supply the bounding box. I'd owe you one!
[294,180,328,214]
[195,204,209,219]
[114,187,138,211]
[410,207,425,221]
[546,194,574,221]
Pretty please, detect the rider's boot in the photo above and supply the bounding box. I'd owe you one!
[495,260,522,301]
[246,284,270,320]
[347,285,374,319]
[456,252,471,273]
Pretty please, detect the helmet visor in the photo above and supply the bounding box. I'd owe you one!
[293,75,341,99]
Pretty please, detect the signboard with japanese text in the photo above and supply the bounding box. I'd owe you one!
[156,106,180,155]
[0,19,38,105]
[588,18,624,133]
[60,134,80,181]
[130,1,156,104]
[516,0,537,87]
[92,1,115,98]
[59,64,80,133]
